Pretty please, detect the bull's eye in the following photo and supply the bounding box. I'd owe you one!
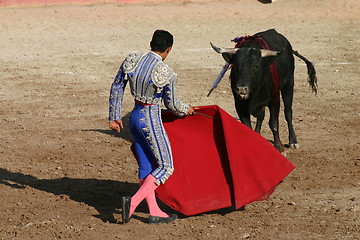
[254,64,260,70]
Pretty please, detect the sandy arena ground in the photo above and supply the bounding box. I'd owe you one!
[0,0,359,239]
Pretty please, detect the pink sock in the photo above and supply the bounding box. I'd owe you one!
[139,179,169,218]
[129,174,168,217]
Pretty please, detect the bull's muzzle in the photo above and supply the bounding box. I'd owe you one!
[235,86,249,99]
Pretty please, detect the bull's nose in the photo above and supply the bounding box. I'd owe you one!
[237,86,248,94]
[236,86,249,99]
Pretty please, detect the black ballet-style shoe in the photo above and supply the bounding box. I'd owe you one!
[148,214,178,225]
[121,196,131,224]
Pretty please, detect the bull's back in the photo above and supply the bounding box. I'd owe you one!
[257,29,295,86]
[257,29,291,50]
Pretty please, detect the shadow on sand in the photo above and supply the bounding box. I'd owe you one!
[0,167,243,223]
[0,168,154,223]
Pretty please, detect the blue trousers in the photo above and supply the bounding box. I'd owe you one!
[129,103,174,185]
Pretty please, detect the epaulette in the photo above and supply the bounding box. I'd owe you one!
[122,52,143,74]
[151,61,175,88]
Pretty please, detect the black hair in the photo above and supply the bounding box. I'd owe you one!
[150,30,173,53]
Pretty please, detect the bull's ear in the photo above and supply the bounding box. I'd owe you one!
[222,52,235,63]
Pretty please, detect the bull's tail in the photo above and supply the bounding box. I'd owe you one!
[293,50,318,94]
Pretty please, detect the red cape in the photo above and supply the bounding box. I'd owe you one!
[142,105,295,216]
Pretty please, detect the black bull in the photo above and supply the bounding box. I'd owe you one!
[211,29,317,153]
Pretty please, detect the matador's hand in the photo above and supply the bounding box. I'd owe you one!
[109,120,123,132]
[187,106,195,116]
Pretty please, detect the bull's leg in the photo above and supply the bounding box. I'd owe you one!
[254,107,265,134]
[268,100,285,153]
[281,78,299,148]
[234,97,252,129]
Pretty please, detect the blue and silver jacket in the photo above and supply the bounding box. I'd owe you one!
[109,51,189,121]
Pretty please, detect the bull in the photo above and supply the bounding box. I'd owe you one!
[210,29,317,153]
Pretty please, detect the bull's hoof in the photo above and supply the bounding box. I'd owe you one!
[275,144,285,154]
[289,143,300,149]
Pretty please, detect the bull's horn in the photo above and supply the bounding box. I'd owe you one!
[210,42,238,54]
[260,49,281,57]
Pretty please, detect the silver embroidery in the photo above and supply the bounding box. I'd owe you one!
[151,61,175,88]
[139,105,174,185]
[122,52,144,74]
[149,106,174,184]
